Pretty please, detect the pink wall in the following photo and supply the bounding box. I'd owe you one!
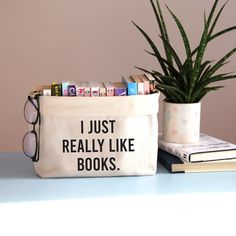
[0,0,236,151]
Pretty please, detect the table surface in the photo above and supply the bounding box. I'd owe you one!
[1,152,236,203]
[1,152,236,236]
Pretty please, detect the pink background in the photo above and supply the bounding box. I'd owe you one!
[0,0,236,151]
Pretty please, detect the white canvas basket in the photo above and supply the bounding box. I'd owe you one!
[31,93,159,178]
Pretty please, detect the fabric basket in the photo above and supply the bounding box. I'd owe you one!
[29,93,159,178]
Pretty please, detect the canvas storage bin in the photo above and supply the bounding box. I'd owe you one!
[29,93,159,178]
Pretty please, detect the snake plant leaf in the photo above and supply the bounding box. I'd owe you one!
[209,26,236,41]
[166,5,192,60]
[209,1,228,37]
[149,0,173,65]
[205,47,236,79]
[192,0,220,87]
[192,73,236,101]
[132,21,169,75]
[193,86,224,102]
[197,60,214,82]
[159,35,183,72]
[155,0,173,65]
[197,73,236,89]
[192,25,236,56]
[157,84,187,102]
[159,75,182,88]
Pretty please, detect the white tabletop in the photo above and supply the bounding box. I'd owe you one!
[1,152,236,236]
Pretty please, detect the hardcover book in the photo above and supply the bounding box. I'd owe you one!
[140,74,150,95]
[98,82,106,96]
[158,149,236,173]
[104,82,115,96]
[159,133,236,163]
[122,76,138,95]
[113,82,127,96]
[131,75,145,95]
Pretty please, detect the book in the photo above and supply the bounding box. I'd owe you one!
[76,82,85,96]
[90,81,100,97]
[51,82,62,96]
[98,82,106,96]
[104,82,115,96]
[130,75,145,95]
[144,73,157,93]
[159,133,236,163]
[158,148,236,173]
[113,82,127,96]
[83,82,91,97]
[139,74,150,95]
[122,76,137,95]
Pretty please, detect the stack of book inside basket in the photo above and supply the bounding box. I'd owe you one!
[158,133,236,173]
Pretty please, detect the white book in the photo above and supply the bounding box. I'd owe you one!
[131,75,145,95]
[159,133,236,163]
[90,81,100,97]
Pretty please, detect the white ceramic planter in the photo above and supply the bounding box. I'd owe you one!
[162,101,201,144]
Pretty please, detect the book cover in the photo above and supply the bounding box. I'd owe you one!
[113,82,127,96]
[62,81,69,96]
[122,76,137,95]
[159,133,236,163]
[144,73,156,93]
[158,149,236,173]
[104,82,115,96]
[83,82,91,97]
[90,81,100,97]
[140,74,150,95]
[76,82,85,97]
[98,82,106,96]
[130,75,145,95]
[51,83,62,96]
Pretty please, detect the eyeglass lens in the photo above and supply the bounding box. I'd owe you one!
[23,131,37,157]
[24,98,38,124]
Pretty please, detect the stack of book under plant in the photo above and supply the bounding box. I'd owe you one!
[158,134,236,173]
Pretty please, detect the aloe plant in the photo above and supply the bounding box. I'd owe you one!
[132,0,236,103]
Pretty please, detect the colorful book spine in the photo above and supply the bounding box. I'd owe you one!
[113,82,127,96]
[144,73,157,93]
[140,74,150,95]
[83,82,91,97]
[76,83,85,97]
[122,76,137,95]
[51,82,62,96]
[90,82,100,97]
[68,84,77,96]
[131,75,145,95]
[62,81,69,96]
[98,82,106,96]
[104,82,115,96]
[43,89,51,96]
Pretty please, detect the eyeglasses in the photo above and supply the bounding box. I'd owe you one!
[22,96,40,162]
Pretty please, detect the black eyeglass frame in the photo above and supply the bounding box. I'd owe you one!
[22,95,40,162]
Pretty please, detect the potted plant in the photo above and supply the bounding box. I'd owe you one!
[132,0,236,143]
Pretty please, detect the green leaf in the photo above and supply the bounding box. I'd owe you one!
[166,5,192,60]
[155,0,173,65]
[192,86,224,102]
[159,35,183,71]
[197,60,213,82]
[205,47,236,79]
[192,0,220,88]
[209,1,229,37]
[132,21,169,75]
[209,26,236,41]
[157,84,186,102]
